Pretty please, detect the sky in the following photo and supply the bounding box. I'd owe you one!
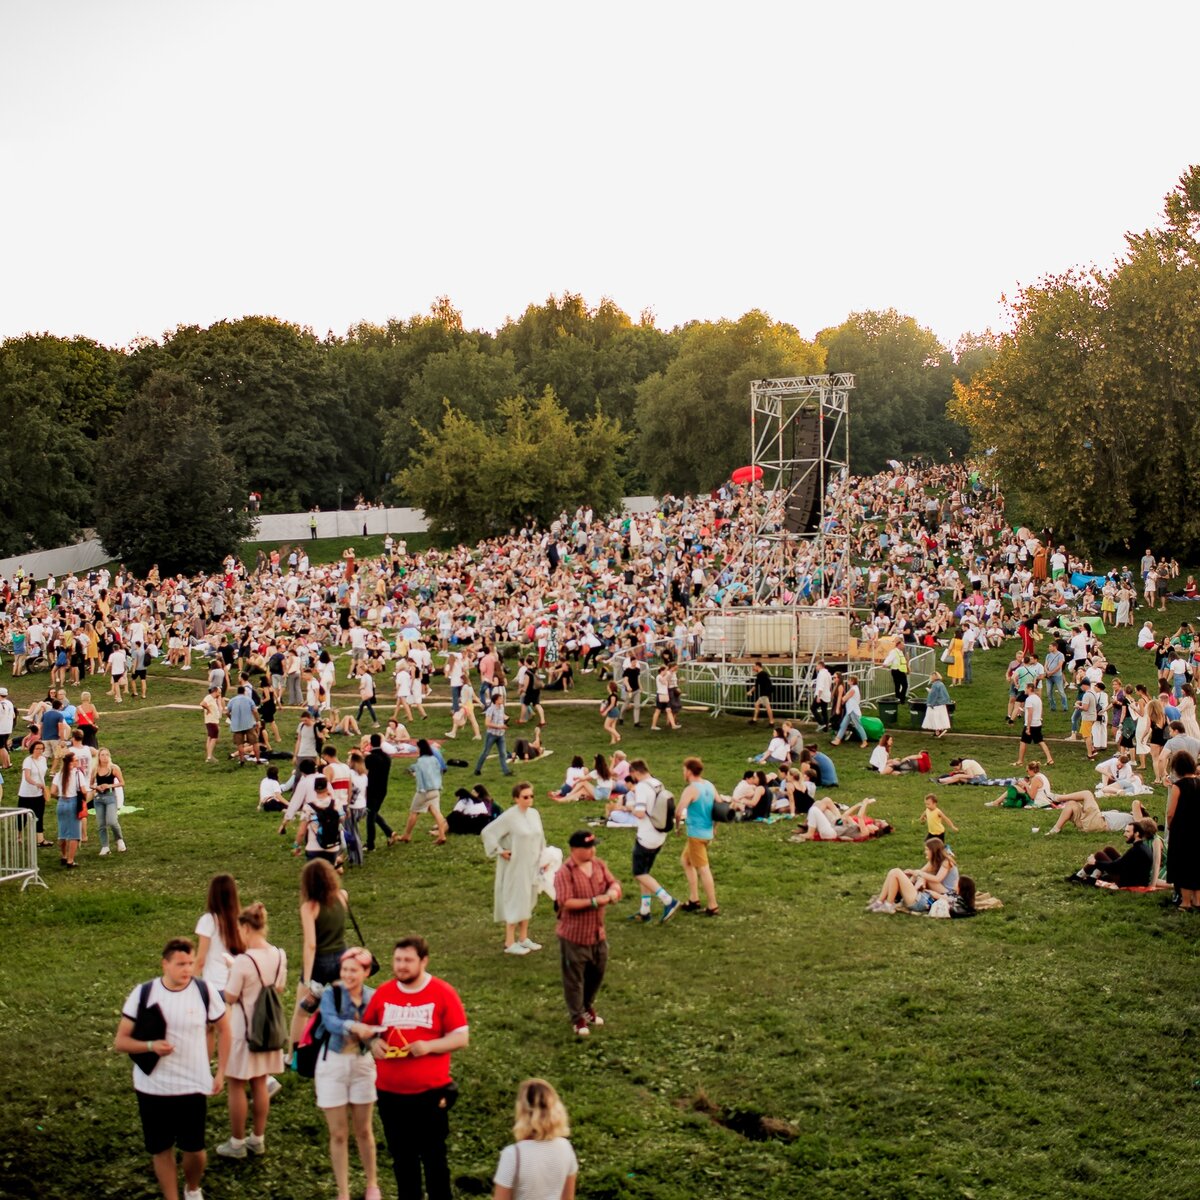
[2,1,1198,351]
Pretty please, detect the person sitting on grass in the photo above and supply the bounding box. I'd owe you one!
[548,756,588,801]
[1068,817,1159,888]
[729,770,770,820]
[1044,795,1153,837]
[985,761,1055,808]
[750,726,792,767]
[867,836,958,912]
[938,756,986,784]
[801,748,839,788]
[869,733,924,774]
[555,755,617,804]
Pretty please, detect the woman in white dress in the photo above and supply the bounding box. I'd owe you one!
[1180,684,1200,741]
[492,1078,578,1200]
[481,781,546,956]
[1131,686,1152,770]
[1114,586,1132,628]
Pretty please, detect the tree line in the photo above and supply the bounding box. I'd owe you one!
[953,166,1200,558]
[0,293,989,569]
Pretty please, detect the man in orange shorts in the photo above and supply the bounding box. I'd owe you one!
[675,756,719,916]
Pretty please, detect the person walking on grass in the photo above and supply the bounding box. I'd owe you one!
[675,756,719,916]
[113,938,229,1200]
[553,831,622,1037]
[481,780,547,955]
[1015,682,1056,768]
[397,739,448,845]
[830,676,869,747]
[625,759,680,925]
[475,690,513,777]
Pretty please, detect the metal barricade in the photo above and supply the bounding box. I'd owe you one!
[0,807,48,891]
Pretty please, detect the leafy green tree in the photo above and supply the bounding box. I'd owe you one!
[0,334,129,554]
[817,310,968,474]
[398,390,628,539]
[952,166,1200,554]
[95,372,252,575]
[128,317,352,511]
[633,311,823,494]
[497,293,676,424]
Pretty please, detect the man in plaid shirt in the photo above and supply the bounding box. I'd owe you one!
[554,831,623,1037]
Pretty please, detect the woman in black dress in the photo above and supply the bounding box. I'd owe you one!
[1167,750,1200,909]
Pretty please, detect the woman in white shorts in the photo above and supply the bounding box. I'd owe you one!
[315,946,382,1200]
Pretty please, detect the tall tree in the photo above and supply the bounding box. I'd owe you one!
[817,310,968,474]
[398,390,627,539]
[497,293,675,424]
[633,311,823,494]
[0,334,129,554]
[952,166,1200,554]
[95,372,252,575]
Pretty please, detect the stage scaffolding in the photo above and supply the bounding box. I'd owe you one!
[680,374,862,719]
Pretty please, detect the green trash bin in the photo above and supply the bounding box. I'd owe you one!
[861,715,884,742]
[908,701,927,729]
[879,699,899,727]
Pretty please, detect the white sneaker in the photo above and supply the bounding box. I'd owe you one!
[216,1138,246,1158]
[99,845,110,856]
[184,1190,204,1200]
[519,938,542,952]
[116,839,127,853]
[266,1076,281,1098]
[504,943,531,956]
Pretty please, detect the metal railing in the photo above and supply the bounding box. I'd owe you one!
[860,646,936,710]
[0,807,48,891]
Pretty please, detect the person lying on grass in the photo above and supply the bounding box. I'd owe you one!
[1067,817,1159,888]
[791,797,887,842]
[1044,796,1153,837]
[867,837,959,912]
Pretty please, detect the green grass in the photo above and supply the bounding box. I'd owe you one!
[3,614,1200,1200]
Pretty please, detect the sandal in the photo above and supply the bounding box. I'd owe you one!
[681,900,702,912]
[704,906,721,917]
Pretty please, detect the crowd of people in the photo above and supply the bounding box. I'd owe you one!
[6,455,1199,1199]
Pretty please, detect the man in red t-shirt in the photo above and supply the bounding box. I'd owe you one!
[362,936,468,1200]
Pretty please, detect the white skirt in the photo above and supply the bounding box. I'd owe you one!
[923,705,951,732]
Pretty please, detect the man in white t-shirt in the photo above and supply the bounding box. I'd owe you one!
[1015,683,1054,767]
[626,759,679,923]
[113,937,229,1200]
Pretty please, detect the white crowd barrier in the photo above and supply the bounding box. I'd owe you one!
[0,808,48,891]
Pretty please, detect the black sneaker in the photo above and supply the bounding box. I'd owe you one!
[627,912,652,923]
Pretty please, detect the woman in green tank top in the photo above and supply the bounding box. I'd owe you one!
[291,859,348,1044]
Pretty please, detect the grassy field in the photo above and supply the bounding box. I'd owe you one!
[2,612,1199,1200]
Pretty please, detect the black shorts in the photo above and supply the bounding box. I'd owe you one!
[136,1090,207,1155]
[0,733,9,751]
[133,670,147,680]
[632,840,662,877]
[1021,725,1044,745]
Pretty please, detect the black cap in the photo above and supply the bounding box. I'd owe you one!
[568,830,598,849]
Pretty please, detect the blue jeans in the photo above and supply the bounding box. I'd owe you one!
[95,795,123,849]
[962,650,973,684]
[836,710,866,743]
[1046,673,1067,711]
[450,685,462,714]
[475,732,511,775]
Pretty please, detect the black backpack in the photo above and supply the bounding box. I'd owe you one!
[309,799,341,850]
[242,953,287,1053]
[129,978,213,1075]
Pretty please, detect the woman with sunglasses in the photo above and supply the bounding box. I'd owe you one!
[315,946,382,1200]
